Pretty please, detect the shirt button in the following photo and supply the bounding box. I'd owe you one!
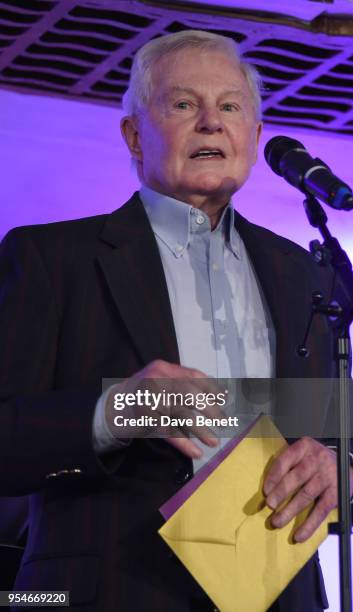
[196,215,205,225]
[212,263,219,271]
[175,243,183,253]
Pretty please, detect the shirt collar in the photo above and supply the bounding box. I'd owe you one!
[139,185,241,259]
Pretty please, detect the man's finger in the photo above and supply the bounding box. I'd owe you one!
[161,404,220,448]
[293,489,336,542]
[178,380,226,420]
[143,361,221,395]
[264,438,313,495]
[178,411,220,448]
[168,435,204,459]
[270,474,329,529]
[266,454,317,509]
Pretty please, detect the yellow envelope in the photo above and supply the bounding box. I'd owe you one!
[159,415,337,612]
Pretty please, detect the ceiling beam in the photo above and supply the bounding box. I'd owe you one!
[0,0,79,70]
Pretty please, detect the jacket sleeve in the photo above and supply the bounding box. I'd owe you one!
[0,227,119,495]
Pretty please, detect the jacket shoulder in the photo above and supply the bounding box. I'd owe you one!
[3,213,108,248]
[2,192,142,252]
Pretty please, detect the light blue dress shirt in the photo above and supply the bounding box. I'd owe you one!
[140,186,275,379]
[93,187,276,469]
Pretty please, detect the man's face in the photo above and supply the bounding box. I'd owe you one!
[122,47,262,207]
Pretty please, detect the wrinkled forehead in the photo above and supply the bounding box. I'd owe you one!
[149,46,249,99]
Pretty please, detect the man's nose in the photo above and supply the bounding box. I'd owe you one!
[195,107,223,133]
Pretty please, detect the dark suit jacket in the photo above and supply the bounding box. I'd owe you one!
[0,192,338,611]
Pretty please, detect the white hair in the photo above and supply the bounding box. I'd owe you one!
[122,29,262,120]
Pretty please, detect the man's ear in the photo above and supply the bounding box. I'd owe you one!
[120,115,142,161]
[252,121,263,165]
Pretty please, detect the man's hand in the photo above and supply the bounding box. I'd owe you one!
[105,359,226,459]
[263,436,353,542]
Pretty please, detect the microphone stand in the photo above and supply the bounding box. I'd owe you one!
[301,194,353,612]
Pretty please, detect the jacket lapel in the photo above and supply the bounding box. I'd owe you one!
[235,212,318,378]
[235,213,336,436]
[97,193,179,367]
[97,195,330,378]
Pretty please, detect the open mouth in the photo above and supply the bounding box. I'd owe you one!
[190,148,225,159]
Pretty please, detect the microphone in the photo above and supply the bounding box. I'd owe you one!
[264,136,353,211]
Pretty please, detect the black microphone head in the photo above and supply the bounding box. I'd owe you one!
[264,136,305,175]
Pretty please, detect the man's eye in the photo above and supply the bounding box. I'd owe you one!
[175,101,190,109]
[221,103,238,112]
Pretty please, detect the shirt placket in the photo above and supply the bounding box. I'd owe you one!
[209,229,230,379]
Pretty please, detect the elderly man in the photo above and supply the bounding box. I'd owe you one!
[0,29,348,611]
